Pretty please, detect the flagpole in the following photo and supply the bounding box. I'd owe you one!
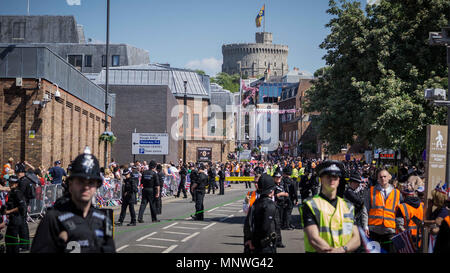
[263,3,266,33]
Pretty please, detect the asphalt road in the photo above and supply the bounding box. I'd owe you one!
[26,183,305,253]
[113,183,305,253]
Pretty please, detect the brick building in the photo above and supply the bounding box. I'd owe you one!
[279,79,322,157]
[95,64,234,164]
[0,46,114,169]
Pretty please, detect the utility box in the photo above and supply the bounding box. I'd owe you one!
[425,88,446,101]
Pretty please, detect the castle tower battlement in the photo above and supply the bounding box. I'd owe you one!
[222,32,288,77]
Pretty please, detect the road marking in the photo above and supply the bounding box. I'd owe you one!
[172,226,200,230]
[224,203,242,207]
[181,232,200,242]
[202,222,217,230]
[135,244,167,249]
[239,209,244,213]
[116,244,129,252]
[180,222,209,226]
[207,207,219,212]
[207,213,229,216]
[162,222,178,230]
[220,214,234,222]
[164,231,190,235]
[162,244,178,253]
[147,237,179,242]
[136,232,157,242]
[215,208,239,212]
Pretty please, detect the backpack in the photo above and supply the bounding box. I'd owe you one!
[24,178,36,201]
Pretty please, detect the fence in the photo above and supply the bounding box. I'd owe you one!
[96,178,122,208]
[28,184,64,218]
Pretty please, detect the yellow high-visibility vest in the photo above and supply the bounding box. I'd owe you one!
[304,195,355,252]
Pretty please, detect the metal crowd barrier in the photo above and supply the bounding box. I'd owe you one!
[95,178,122,208]
[28,184,64,218]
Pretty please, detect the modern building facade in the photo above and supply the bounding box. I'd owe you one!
[0,45,114,169]
[95,64,234,163]
[0,15,150,77]
[222,32,288,77]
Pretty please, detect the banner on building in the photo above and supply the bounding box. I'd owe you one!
[197,147,212,162]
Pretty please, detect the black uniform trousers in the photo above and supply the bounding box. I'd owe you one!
[194,190,205,220]
[283,200,294,228]
[138,188,158,221]
[5,216,25,253]
[207,179,216,194]
[156,187,162,215]
[219,179,225,195]
[275,205,283,245]
[19,215,30,250]
[177,180,187,198]
[118,198,136,223]
[245,181,251,189]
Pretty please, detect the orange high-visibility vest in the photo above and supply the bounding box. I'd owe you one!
[298,162,302,169]
[444,215,450,228]
[247,191,257,208]
[398,202,424,236]
[368,186,400,229]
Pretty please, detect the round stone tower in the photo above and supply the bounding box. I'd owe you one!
[222,32,288,77]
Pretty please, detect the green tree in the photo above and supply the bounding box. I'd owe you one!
[305,0,449,158]
[210,72,241,93]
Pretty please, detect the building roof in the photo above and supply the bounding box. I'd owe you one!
[210,84,234,110]
[0,45,115,116]
[94,63,210,98]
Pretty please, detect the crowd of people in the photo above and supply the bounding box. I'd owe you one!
[0,149,449,253]
[242,156,450,253]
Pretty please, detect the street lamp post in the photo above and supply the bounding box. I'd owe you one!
[104,0,110,169]
[183,81,187,165]
[429,27,450,187]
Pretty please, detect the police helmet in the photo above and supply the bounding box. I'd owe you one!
[317,160,344,177]
[67,147,102,187]
[257,174,276,195]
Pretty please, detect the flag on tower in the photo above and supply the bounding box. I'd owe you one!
[255,4,265,28]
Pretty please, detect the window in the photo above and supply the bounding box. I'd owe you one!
[68,55,83,69]
[102,55,107,67]
[12,22,25,39]
[194,114,199,129]
[84,55,92,67]
[112,55,120,66]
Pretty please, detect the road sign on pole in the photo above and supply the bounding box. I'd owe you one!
[132,133,168,155]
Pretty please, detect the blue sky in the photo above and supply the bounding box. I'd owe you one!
[0,0,369,76]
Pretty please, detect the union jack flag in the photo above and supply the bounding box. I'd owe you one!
[392,229,416,253]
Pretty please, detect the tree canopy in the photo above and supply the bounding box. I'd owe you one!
[210,72,241,93]
[305,0,449,159]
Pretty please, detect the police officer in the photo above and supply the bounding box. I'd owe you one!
[273,169,286,248]
[138,160,160,223]
[4,175,27,253]
[218,164,225,195]
[116,167,138,226]
[156,164,164,215]
[302,160,360,253]
[176,164,188,198]
[207,163,217,194]
[189,165,198,203]
[31,148,115,253]
[282,166,298,230]
[16,164,32,251]
[243,174,278,253]
[191,164,208,221]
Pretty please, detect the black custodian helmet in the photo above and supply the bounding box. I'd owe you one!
[68,147,103,187]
